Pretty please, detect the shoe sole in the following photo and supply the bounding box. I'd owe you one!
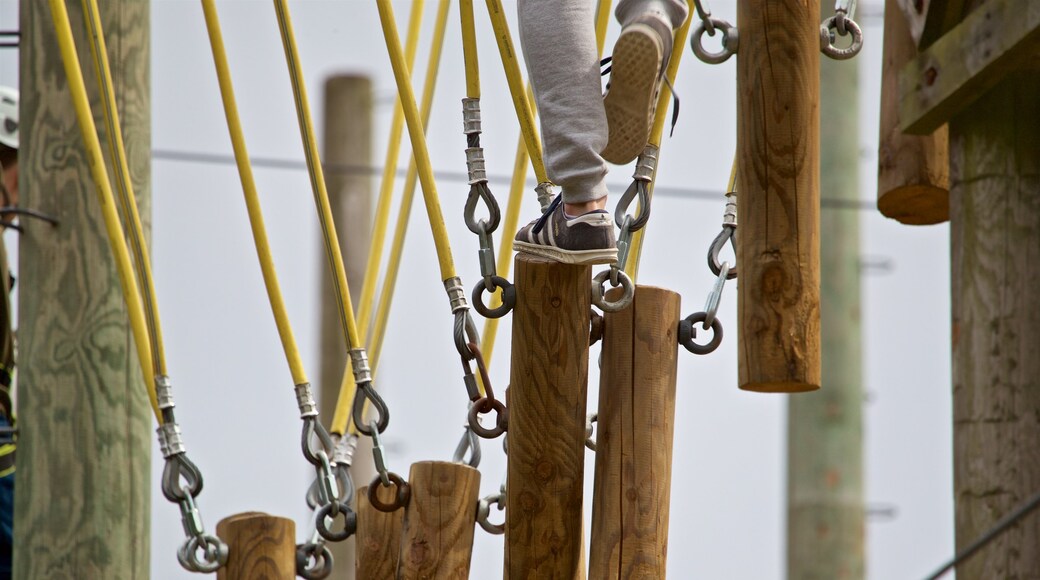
[513,241,619,265]
[601,24,662,165]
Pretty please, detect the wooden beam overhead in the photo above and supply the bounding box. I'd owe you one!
[899,0,1040,135]
[918,0,969,48]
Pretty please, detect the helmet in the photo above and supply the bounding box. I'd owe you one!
[0,86,17,150]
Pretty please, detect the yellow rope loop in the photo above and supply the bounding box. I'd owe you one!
[273,0,364,355]
[47,0,161,423]
[200,0,308,387]
[332,0,452,437]
[81,0,168,378]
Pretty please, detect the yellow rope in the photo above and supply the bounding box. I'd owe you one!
[376,0,458,281]
[460,0,481,99]
[81,0,168,379]
[48,0,161,423]
[274,0,364,358]
[355,0,425,349]
[482,0,547,184]
[200,0,308,386]
[627,1,694,281]
[332,0,451,436]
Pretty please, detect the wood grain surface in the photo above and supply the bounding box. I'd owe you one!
[14,1,152,578]
[589,286,680,579]
[736,0,821,393]
[216,512,295,580]
[506,254,591,578]
[396,461,480,579]
[356,484,405,579]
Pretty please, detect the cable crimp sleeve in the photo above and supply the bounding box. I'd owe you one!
[535,182,556,212]
[444,277,469,313]
[349,348,373,386]
[722,191,737,228]
[632,145,659,182]
[157,422,186,459]
[466,147,488,184]
[155,375,175,410]
[332,433,359,467]
[462,98,482,135]
[295,382,319,418]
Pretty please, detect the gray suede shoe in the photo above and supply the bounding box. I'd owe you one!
[601,15,673,165]
[514,196,618,265]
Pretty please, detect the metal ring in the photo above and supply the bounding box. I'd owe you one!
[471,276,516,319]
[368,472,411,513]
[352,384,390,436]
[708,226,738,279]
[316,501,357,542]
[476,493,506,535]
[296,542,334,580]
[178,534,228,574]
[820,16,863,60]
[691,18,738,64]
[591,269,635,313]
[468,397,508,439]
[678,312,724,355]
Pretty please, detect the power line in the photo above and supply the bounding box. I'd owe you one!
[152,148,878,211]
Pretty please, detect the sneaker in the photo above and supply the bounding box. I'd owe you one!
[513,196,618,265]
[600,16,673,165]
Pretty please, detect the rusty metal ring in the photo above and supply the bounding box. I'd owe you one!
[472,276,516,319]
[678,312,724,355]
[316,500,356,542]
[368,473,411,513]
[468,397,508,439]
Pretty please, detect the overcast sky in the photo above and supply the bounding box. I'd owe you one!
[0,1,954,578]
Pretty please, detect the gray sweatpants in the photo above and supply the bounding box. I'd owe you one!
[518,0,688,204]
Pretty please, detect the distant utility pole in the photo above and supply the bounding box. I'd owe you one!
[786,0,865,577]
[15,0,151,577]
[319,74,373,579]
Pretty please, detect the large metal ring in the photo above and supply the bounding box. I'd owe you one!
[468,397,508,439]
[472,276,516,319]
[368,472,411,513]
[678,312,724,355]
[476,493,506,535]
[820,16,863,60]
[316,501,357,542]
[592,269,635,313]
[296,542,334,580]
[691,18,738,64]
[177,534,228,573]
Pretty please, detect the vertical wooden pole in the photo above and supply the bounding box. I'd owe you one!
[14,1,151,577]
[216,512,296,580]
[736,0,821,393]
[319,74,373,577]
[396,461,480,578]
[589,286,680,579]
[786,1,865,575]
[877,0,950,225]
[949,71,1040,578]
[506,255,591,578]
[355,484,405,579]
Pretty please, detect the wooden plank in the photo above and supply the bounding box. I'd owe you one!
[13,1,152,577]
[589,286,680,579]
[899,0,1040,135]
[216,512,296,580]
[396,461,480,578]
[355,484,405,579]
[949,70,1040,579]
[787,2,866,574]
[879,0,950,224]
[506,254,590,578]
[736,0,821,393]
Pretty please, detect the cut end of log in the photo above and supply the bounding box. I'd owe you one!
[878,184,950,225]
[740,381,821,393]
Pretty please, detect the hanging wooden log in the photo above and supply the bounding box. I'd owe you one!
[736,0,821,393]
[396,461,480,578]
[506,254,591,578]
[590,286,680,579]
[216,512,295,580]
[355,484,405,579]
[878,0,950,225]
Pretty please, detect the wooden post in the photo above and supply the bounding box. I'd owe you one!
[786,1,866,575]
[355,484,405,579]
[396,461,480,578]
[589,286,680,579]
[878,0,950,225]
[319,74,373,577]
[506,255,591,578]
[14,1,151,577]
[216,512,296,580]
[736,0,821,393]
[949,70,1040,578]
